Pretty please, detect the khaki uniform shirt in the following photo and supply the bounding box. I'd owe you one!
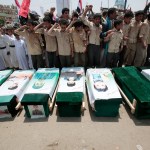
[70,27,86,53]
[122,21,130,45]
[145,20,150,44]
[37,28,57,52]
[128,19,142,43]
[139,21,149,44]
[80,15,102,45]
[15,29,42,55]
[48,29,73,56]
[108,28,123,53]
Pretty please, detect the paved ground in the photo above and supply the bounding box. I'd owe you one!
[0,95,150,150]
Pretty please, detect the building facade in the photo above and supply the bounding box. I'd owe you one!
[0,4,18,25]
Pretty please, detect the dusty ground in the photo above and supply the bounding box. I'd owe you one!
[0,95,150,150]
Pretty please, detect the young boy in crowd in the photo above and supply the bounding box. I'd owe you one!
[34,16,57,68]
[145,13,150,66]
[61,8,70,21]
[15,20,44,70]
[80,5,102,68]
[134,18,149,66]
[66,19,87,67]
[124,10,144,66]
[104,20,123,68]
[118,11,134,67]
[48,19,74,68]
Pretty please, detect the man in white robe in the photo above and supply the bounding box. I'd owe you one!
[14,33,29,70]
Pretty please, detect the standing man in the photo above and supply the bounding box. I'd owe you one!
[60,8,70,22]
[145,13,150,66]
[124,10,144,66]
[104,19,123,68]
[66,19,87,67]
[80,5,102,68]
[15,20,44,70]
[134,18,149,66]
[100,8,117,67]
[14,33,29,70]
[118,11,134,67]
[34,16,57,68]
[48,19,74,68]
[0,27,6,70]
[4,25,19,69]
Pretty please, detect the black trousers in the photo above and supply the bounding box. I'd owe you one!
[145,44,150,66]
[59,55,71,68]
[106,52,120,68]
[87,44,101,68]
[31,54,44,70]
[118,45,127,67]
[47,51,56,68]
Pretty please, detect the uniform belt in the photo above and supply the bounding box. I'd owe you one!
[0,46,6,49]
[9,45,15,47]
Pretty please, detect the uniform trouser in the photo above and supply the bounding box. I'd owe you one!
[118,45,127,67]
[31,54,44,70]
[134,43,147,67]
[124,43,137,66]
[145,44,150,66]
[74,52,86,67]
[47,51,56,68]
[100,48,106,68]
[106,52,120,68]
[59,55,71,68]
[88,44,101,68]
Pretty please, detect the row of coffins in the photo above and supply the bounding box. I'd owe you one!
[0,67,150,119]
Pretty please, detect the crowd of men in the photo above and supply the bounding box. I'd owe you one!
[0,5,150,71]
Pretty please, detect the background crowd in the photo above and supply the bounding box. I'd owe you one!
[0,3,150,71]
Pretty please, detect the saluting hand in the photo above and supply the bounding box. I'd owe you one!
[54,23,60,28]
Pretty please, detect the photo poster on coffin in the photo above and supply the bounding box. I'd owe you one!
[28,105,45,119]
[0,106,11,118]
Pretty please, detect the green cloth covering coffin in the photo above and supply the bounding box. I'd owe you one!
[112,66,150,119]
[0,70,35,118]
[21,68,59,118]
[0,70,13,86]
[56,67,85,117]
[86,68,122,117]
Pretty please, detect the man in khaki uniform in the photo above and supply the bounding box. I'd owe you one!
[15,20,44,70]
[34,16,57,68]
[118,12,133,67]
[134,20,149,66]
[145,13,150,66]
[66,19,87,67]
[124,11,144,66]
[48,19,74,68]
[104,20,123,68]
[80,5,102,68]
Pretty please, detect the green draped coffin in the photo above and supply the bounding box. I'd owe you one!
[56,67,85,117]
[0,70,13,86]
[86,68,122,117]
[112,66,150,119]
[0,70,35,118]
[21,68,59,118]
